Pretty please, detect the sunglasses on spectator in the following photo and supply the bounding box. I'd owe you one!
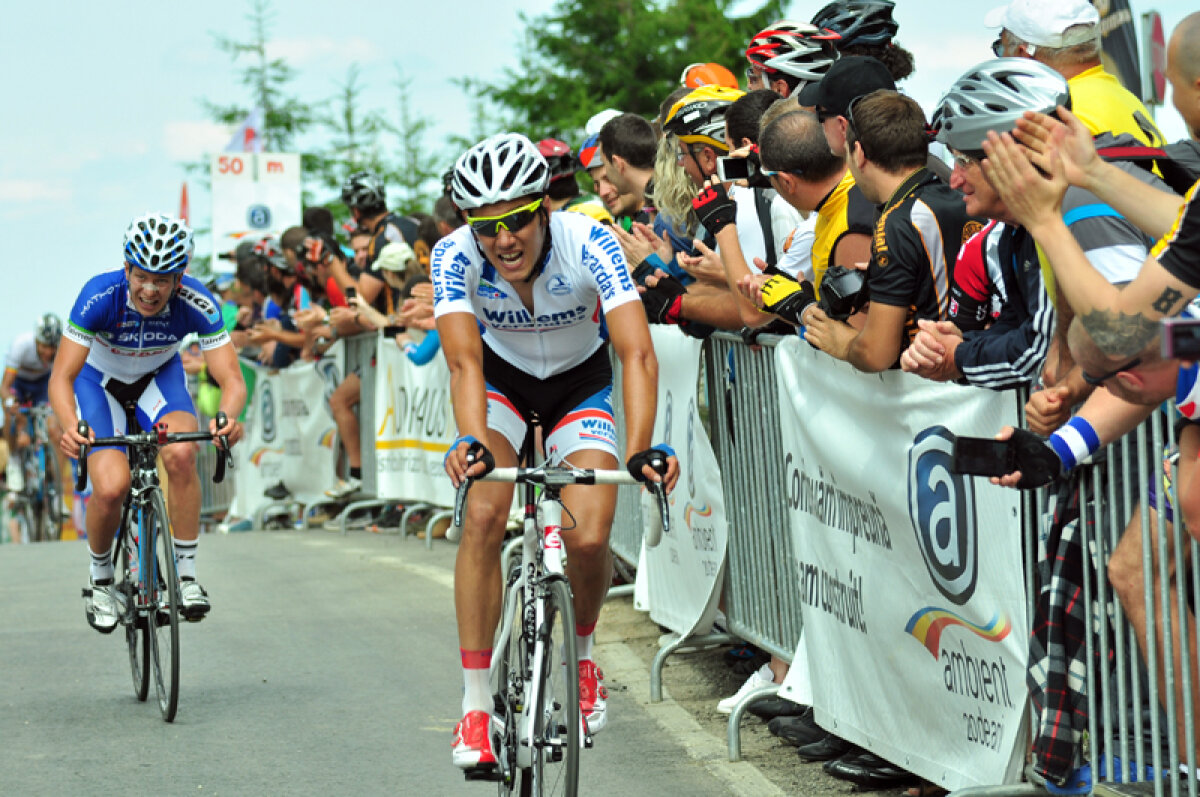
[761,166,803,180]
[465,198,544,238]
[991,37,1004,57]
[949,149,984,170]
[1081,357,1143,387]
[676,143,702,165]
[845,93,872,158]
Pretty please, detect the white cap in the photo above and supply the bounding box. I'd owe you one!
[375,241,415,272]
[584,109,622,136]
[984,0,1099,48]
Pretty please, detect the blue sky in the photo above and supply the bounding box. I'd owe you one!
[0,0,1193,353]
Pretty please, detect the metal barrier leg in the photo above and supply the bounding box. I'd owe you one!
[255,500,305,530]
[605,584,634,600]
[338,499,390,534]
[725,684,780,761]
[400,503,432,540]
[650,631,738,703]
[424,510,453,550]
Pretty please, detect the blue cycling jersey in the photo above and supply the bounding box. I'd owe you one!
[65,269,230,382]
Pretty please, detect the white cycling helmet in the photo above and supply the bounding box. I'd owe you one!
[935,58,1070,155]
[450,133,550,211]
[123,212,194,274]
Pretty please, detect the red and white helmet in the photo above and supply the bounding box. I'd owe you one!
[746,20,841,84]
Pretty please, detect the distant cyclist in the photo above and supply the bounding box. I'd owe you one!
[4,314,63,476]
[48,213,245,632]
[433,133,679,771]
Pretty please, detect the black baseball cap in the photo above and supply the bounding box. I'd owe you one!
[796,56,895,116]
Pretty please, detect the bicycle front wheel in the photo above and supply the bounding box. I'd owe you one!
[530,576,579,797]
[118,523,149,702]
[147,492,180,722]
[20,450,43,543]
[40,445,63,541]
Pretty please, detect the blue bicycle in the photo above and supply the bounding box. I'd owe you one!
[8,404,63,543]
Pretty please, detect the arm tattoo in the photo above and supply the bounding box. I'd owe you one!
[1153,287,1183,314]
[1079,309,1160,359]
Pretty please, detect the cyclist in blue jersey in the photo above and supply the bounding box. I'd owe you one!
[48,213,245,633]
[433,133,679,772]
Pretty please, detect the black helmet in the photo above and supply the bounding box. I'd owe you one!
[810,1,899,48]
[340,171,387,213]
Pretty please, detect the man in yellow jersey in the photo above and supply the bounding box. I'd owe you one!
[985,0,1164,146]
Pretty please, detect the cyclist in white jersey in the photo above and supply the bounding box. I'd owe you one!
[3,315,63,479]
[49,213,245,633]
[433,133,679,772]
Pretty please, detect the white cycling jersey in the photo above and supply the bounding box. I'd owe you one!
[431,212,641,380]
[5,332,52,381]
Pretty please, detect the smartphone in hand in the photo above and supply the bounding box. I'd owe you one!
[951,436,1017,477]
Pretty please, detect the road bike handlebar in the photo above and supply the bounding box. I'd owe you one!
[74,412,234,493]
[452,464,670,539]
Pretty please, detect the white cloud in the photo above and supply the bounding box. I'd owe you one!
[163,120,234,161]
[266,36,381,66]
[0,179,71,202]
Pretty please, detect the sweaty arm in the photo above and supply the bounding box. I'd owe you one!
[48,338,90,454]
[605,302,659,457]
[437,312,491,449]
[202,342,247,424]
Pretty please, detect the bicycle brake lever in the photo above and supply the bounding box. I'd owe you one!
[75,420,90,493]
[453,479,472,530]
[649,481,670,536]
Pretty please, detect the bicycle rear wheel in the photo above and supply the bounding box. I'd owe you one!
[530,576,579,797]
[147,492,180,722]
[117,522,149,702]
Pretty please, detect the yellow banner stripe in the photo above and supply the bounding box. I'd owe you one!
[375,439,451,453]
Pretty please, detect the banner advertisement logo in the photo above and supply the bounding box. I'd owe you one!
[259,381,276,443]
[908,426,977,605]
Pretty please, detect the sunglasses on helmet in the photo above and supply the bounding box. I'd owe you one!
[465,198,544,238]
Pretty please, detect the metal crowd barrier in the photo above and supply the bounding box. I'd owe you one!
[196,409,235,529]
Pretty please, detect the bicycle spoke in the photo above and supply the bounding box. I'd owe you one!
[119,523,150,702]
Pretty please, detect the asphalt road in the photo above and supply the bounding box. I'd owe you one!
[0,530,765,796]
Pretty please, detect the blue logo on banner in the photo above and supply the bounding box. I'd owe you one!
[247,204,272,229]
[908,426,977,605]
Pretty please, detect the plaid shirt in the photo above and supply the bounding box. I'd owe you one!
[1026,475,1088,786]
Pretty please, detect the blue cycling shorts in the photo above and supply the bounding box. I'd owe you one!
[74,356,195,449]
[13,373,50,405]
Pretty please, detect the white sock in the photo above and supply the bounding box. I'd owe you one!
[90,548,113,583]
[174,538,198,580]
[576,632,594,662]
[462,667,492,715]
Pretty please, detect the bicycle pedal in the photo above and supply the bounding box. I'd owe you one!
[463,765,501,782]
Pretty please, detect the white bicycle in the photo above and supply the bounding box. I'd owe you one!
[454,459,669,796]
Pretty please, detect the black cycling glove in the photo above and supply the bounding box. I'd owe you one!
[627,445,675,483]
[641,277,686,324]
[760,275,817,326]
[692,182,738,237]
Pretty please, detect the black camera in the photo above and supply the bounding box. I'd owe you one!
[817,265,868,320]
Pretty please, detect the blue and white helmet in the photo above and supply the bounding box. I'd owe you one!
[123,212,194,274]
[450,133,550,211]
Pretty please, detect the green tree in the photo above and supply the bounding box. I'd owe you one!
[203,0,314,153]
[385,65,441,216]
[459,0,786,145]
[309,63,390,226]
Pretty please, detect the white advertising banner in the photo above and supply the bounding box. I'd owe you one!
[372,336,456,508]
[229,355,341,516]
[210,152,302,269]
[775,336,1028,791]
[637,327,728,638]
